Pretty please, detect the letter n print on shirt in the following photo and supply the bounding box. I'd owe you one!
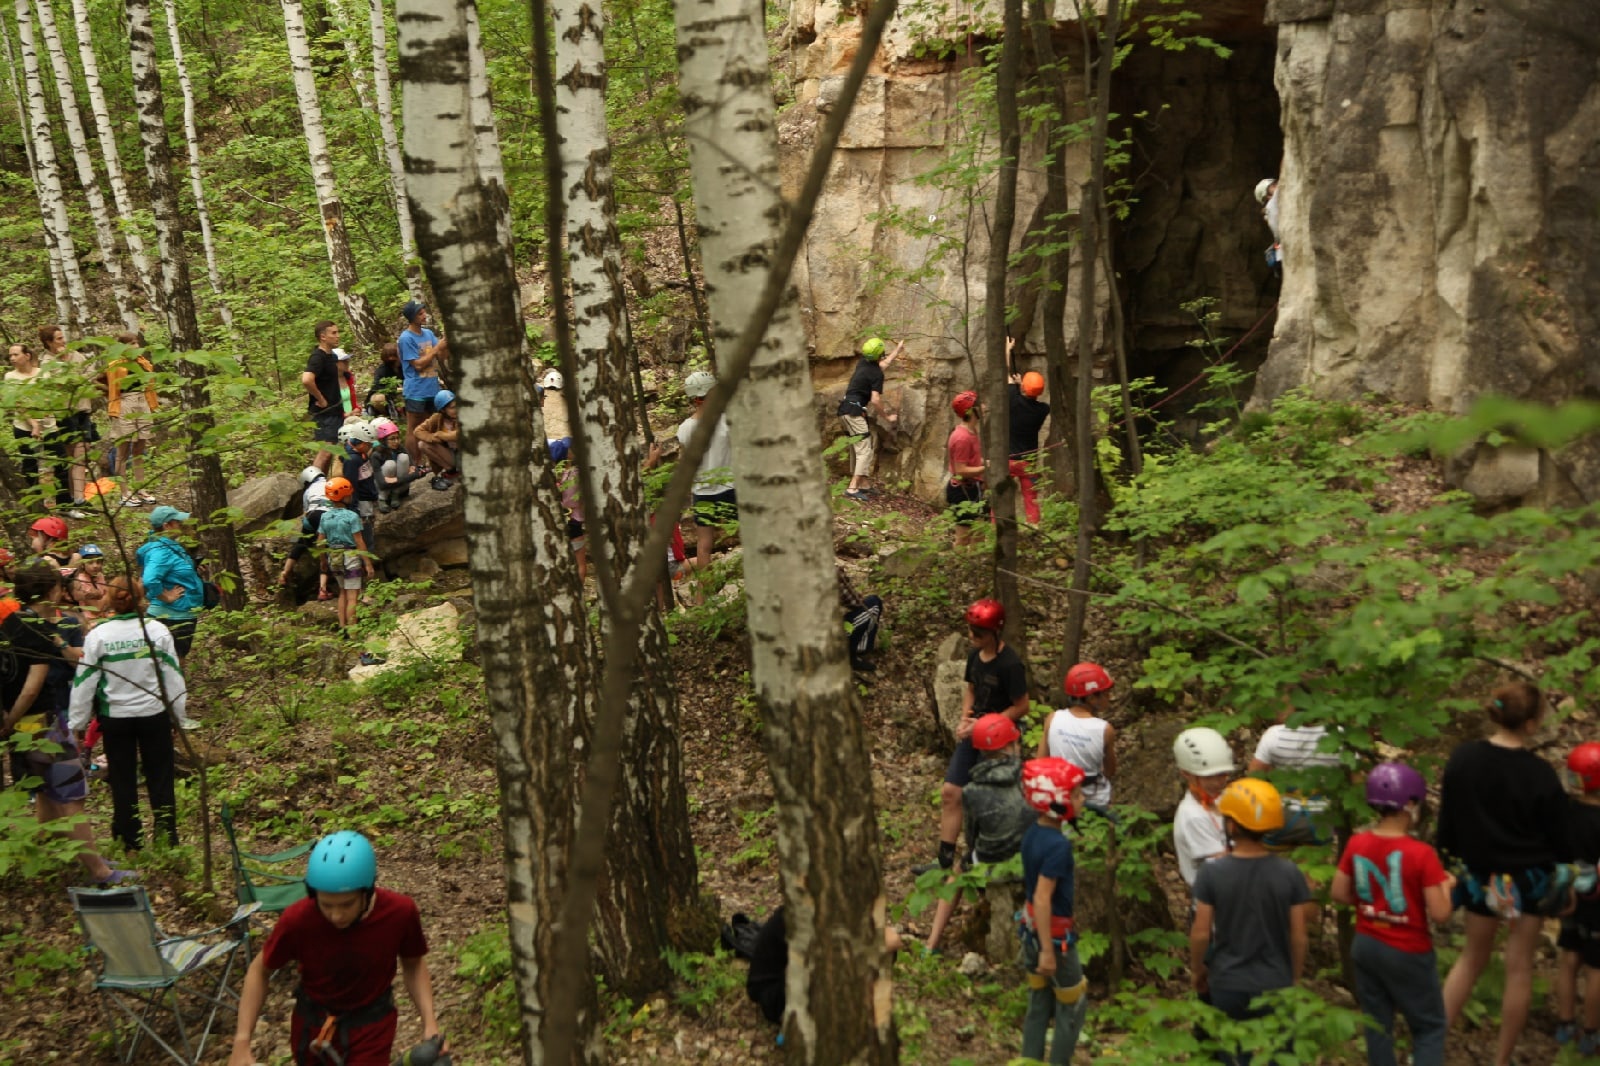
[1353,851,1408,916]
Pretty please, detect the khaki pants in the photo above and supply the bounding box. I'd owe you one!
[841,414,874,477]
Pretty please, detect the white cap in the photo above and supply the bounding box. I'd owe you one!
[1254,178,1276,204]
[540,369,564,390]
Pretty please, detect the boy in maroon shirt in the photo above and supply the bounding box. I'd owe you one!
[229,831,443,1066]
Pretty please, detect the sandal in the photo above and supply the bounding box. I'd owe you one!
[317,587,334,601]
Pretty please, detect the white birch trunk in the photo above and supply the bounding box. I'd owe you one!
[399,0,598,1059]
[674,0,895,1058]
[367,0,418,297]
[14,0,87,328]
[33,0,137,328]
[160,0,232,331]
[0,15,68,324]
[283,0,382,349]
[68,0,159,312]
[329,0,373,113]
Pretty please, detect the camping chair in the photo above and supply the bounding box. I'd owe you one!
[220,802,312,913]
[69,886,260,1065]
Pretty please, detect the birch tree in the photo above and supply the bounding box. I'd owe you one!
[551,0,702,998]
[33,0,137,328]
[283,0,382,350]
[329,0,374,113]
[673,0,897,1056]
[400,0,598,1060]
[0,15,68,324]
[160,0,232,332]
[126,0,243,605]
[68,0,159,312]
[14,0,87,328]
[367,0,420,297]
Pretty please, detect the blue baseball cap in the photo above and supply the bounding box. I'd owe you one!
[402,299,426,323]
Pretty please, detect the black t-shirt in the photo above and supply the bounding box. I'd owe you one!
[745,906,786,1023]
[0,604,60,714]
[1568,799,1600,926]
[1436,739,1570,873]
[838,359,885,416]
[965,643,1028,716]
[306,347,340,416]
[1008,384,1049,457]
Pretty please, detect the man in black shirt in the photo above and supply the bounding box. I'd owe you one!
[1008,370,1050,459]
[302,320,344,473]
[836,337,901,500]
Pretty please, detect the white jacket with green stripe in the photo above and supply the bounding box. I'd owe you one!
[68,614,188,731]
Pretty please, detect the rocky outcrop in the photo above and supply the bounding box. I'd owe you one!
[227,472,301,534]
[1256,0,1600,498]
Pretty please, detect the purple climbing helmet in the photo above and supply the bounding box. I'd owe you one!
[1366,761,1427,812]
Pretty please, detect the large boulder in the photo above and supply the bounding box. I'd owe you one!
[228,472,301,534]
[348,602,464,683]
[372,483,465,561]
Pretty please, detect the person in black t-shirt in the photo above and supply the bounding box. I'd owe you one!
[914,598,1030,875]
[302,320,345,473]
[836,337,901,500]
[1008,371,1050,459]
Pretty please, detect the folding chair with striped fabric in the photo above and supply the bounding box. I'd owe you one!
[69,885,261,1065]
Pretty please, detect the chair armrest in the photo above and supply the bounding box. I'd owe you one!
[157,901,263,947]
[242,842,315,864]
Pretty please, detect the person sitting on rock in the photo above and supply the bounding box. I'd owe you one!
[414,391,461,491]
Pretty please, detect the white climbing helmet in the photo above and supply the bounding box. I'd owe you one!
[540,369,564,391]
[684,371,716,399]
[1254,178,1277,204]
[338,419,378,446]
[300,465,325,485]
[1173,727,1235,776]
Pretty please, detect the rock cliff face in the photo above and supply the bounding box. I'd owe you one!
[1256,0,1600,499]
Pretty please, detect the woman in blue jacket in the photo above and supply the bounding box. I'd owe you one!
[137,506,204,664]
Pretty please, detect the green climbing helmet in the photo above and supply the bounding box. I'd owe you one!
[861,337,886,360]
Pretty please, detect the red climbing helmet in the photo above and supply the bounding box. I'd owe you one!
[972,713,1021,751]
[951,390,979,417]
[1569,743,1600,792]
[1021,758,1086,817]
[30,516,68,540]
[964,598,1004,632]
[1063,662,1113,698]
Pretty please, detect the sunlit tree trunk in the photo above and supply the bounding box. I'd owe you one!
[329,0,374,112]
[400,0,598,1059]
[126,0,242,607]
[34,0,137,329]
[159,0,232,333]
[367,0,419,298]
[674,0,896,1058]
[0,16,69,324]
[68,0,159,313]
[14,0,87,328]
[283,0,382,349]
[552,0,702,998]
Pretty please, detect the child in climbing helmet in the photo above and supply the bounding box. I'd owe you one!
[1017,757,1088,1065]
[1553,742,1600,1054]
[1172,727,1235,888]
[229,831,445,1066]
[1331,763,1453,1066]
[1040,663,1117,814]
[1189,778,1310,1030]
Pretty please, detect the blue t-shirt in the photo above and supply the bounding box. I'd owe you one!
[398,328,440,402]
[318,506,364,549]
[1021,822,1074,922]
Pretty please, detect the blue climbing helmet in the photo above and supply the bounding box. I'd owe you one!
[78,543,104,559]
[306,830,377,893]
[434,390,457,412]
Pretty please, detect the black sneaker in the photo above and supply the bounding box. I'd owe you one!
[851,656,876,673]
[430,476,451,491]
[910,860,943,876]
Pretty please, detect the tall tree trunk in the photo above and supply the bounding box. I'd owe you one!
[329,0,374,112]
[14,0,87,329]
[33,0,137,329]
[674,0,896,1059]
[1062,0,1119,665]
[282,0,382,349]
[400,0,598,1060]
[0,14,69,325]
[126,0,241,601]
[367,0,419,298]
[552,0,703,999]
[983,0,1022,647]
[160,0,233,334]
[68,0,160,313]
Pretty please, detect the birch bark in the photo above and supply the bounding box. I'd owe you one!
[367,0,420,298]
[329,0,374,112]
[14,0,87,328]
[0,15,68,324]
[126,0,243,606]
[160,0,232,331]
[399,0,598,1059]
[68,0,159,312]
[33,0,137,328]
[673,0,895,1057]
[283,0,382,350]
[552,0,702,998]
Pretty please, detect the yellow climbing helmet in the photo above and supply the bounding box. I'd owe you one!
[1216,778,1285,832]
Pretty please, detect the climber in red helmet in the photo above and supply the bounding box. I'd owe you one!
[947,390,986,546]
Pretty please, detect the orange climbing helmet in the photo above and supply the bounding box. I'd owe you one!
[1216,778,1285,833]
[1020,372,1045,398]
[324,477,354,503]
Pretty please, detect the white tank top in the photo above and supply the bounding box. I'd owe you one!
[1045,710,1111,808]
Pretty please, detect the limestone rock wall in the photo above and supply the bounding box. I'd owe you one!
[1256,0,1600,498]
